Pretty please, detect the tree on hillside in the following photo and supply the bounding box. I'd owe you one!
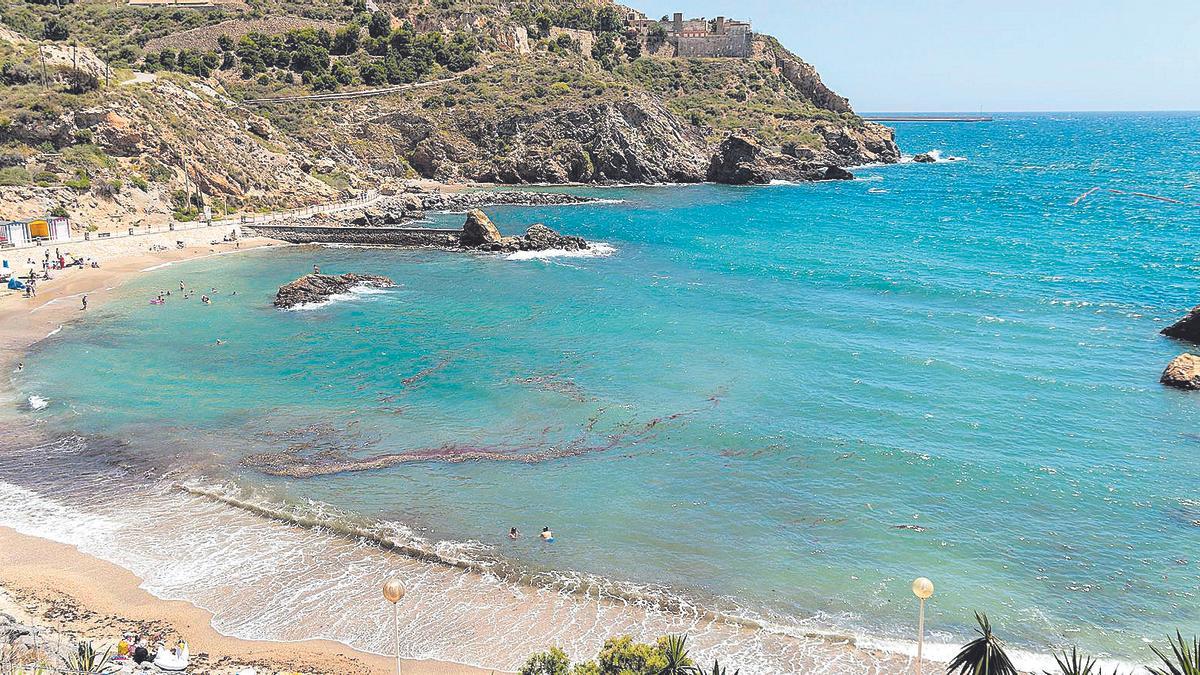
[368,11,391,38]
[289,43,330,74]
[623,32,641,60]
[358,61,385,85]
[596,6,624,33]
[217,34,234,52]
[331,24,360,55]
[42,17,69,41]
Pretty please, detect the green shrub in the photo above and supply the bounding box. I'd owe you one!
[49,205,68,217]
[0,166,31,186]
[64,172,90,190]
[130,174,149,190]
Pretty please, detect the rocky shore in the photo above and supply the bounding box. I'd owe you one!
[273,273,394,309]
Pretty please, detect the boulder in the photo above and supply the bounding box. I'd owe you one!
[274,273,394,309]
[461,209,502,246]
[912,153,937,163]
[822,165,854,181]
[521,223,587,251]
[1161,353,1200,390]
[1161,306,1200,343]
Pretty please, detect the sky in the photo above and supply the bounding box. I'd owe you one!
[628,0,1200,112]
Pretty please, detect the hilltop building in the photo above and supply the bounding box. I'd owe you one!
[626,10,753,59]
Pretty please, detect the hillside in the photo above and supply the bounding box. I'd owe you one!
[0,0,899,231]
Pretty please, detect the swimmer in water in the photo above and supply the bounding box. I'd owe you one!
[540,527,553,541]
[215,339,224,346]
[509,527,520,540]
[15,363,23,372]
[201,295,211,304]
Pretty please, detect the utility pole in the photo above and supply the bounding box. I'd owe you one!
[39,45,47,89]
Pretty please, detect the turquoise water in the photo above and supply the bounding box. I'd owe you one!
[11,112,1200,667]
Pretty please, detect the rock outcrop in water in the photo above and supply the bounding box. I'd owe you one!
[912,153,937,163]
[1161,306,1200,343]
[274,273,394,309]
[1161,353,1200,390]
[460,211,589,253]
[706,135,856,185]
[461,209,503,247]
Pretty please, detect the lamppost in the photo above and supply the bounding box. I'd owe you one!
[383,578,406,675]
[911,577,934,675]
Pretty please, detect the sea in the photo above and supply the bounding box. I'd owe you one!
[4,112,1200,673]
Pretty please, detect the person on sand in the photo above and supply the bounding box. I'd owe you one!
[540,527,553,541]
[132,638,149,664]
[509,527,520,540]
[81,295,87,311]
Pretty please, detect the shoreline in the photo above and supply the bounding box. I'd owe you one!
[0,527,493,675]
[0,231,499,674]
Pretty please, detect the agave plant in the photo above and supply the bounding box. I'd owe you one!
[67,641,112,674]
[693,659,739,675]
[947,613,1018,675]
[1047,647,1096,675]
[658,634,692,675]
[1148,632,1200,675]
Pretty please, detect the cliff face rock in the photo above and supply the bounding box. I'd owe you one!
[707,135,853,184]
[1161,306,1200,343]
[392,99,711,185]
[274,273,394,309]
[755,37,852,115]
[461,209,503,246]
[1162,353,1200,390]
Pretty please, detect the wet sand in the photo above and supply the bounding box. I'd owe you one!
[0,231,500,674]
[0,527,494,674]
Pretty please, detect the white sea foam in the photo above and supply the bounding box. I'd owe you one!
[900,149,967,164]
[26,395,49,410]
[505,242,617,261]
[285,284,394,311]
[45,325,63,338]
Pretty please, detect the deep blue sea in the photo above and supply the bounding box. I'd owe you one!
[5,112,1200,673]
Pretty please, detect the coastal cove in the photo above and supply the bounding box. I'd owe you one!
[3,112,1200,674]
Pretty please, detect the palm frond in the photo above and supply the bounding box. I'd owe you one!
[1047,647,1096,675]
[946,613,1018,675]
[1148,632,1200,675]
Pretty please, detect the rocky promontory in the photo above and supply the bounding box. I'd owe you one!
[274,273,394,309]
[415,191,599,212]
[461,210,589,253]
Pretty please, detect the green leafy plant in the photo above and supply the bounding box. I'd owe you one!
[67,641,112,673]
[1149,632,1200,675]
[1047,647,1096,675]
[519,646,572,675]
[658,635,691,675]
[697,660,738,675]
[947,613,1018,675]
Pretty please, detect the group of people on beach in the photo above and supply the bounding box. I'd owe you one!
[509,526,555,542]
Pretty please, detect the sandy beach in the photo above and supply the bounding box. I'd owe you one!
[0,229,498,674]
[0,527,492,675]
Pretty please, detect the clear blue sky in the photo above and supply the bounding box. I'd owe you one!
[628,0,1200,112]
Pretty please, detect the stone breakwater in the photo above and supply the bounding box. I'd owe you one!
[243,221,463,248]
[244,210,591,254]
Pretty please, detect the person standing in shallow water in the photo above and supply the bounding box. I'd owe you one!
[81,295,87,310]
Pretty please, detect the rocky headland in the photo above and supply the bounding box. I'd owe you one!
[273,273,394,309]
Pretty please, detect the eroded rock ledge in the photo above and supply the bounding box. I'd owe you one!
[274,273,394,309]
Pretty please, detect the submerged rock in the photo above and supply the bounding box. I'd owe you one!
[912,153,937,163]
[1161,306,1200,343]
[1161,353,1200,390]
[461,209,503,246]
[273,273,393,309]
